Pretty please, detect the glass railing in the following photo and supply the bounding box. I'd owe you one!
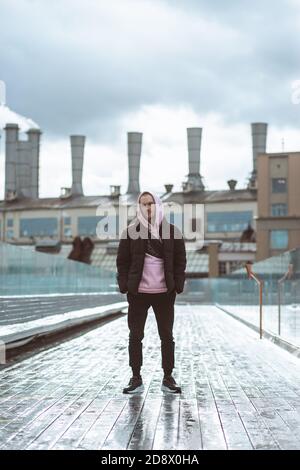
[184,247,300,346]
[217,248,300,344]
[1,239,300,347]
[0,241,117,295]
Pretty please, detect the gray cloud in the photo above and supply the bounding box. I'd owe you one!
[0,0,300,144]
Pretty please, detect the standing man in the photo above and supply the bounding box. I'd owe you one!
[116,191,186,394]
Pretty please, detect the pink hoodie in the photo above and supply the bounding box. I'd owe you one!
[136,191,168,293]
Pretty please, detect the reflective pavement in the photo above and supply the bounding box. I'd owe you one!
[1,305,300,450]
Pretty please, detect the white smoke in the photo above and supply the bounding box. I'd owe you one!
[0,80,39,133]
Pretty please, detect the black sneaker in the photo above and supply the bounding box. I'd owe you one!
[161,375,182,394]
[122,375,144,394]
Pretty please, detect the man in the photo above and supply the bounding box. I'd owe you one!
[116,190,187,394]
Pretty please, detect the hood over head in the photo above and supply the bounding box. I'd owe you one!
[136,190,164,239]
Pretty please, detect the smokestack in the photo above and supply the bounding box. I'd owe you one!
[186,127,205,191]
[70,135,85,196]
[249,122,268,188]
[17,140,32,198]
[27,128,41,198]
[4,124,18,199]
[127,132,142,194]
[4,124,42,200]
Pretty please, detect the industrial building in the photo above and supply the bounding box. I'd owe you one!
[1,83,298,277]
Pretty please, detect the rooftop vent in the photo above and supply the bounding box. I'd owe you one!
[110,185,121,197]
[227,179,237,191]
[60,187,72,199]
[164,184,173,193]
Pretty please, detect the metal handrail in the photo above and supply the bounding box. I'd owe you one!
[245,263,264,339]
[277,264,293,336]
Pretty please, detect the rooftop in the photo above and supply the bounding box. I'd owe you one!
[0,188,257,211]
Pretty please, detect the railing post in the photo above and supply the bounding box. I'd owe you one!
[245,263,264,339]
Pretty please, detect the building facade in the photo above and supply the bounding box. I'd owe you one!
[2,101,298,276]
[256,151,300,260]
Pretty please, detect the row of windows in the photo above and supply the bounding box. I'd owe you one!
[207,211,253,233]
[20,218,58,237]
[1,214,252,238]
[2,216,119,238]
[0,216,290,251]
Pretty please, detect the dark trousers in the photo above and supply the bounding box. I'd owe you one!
[126,291,176,373]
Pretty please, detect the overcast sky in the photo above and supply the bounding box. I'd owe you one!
[0,0,300,198]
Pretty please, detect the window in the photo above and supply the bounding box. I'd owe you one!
[20,218,58,237]
[64,216,71,225]
[218,262,227,275]
[207,211,253,233]
[165,213,183,229]
[271,204,287,216]
[78,215,118,237]
[6,229,14,239]
[64,227,72,237]
[229,261,243,272]
[272,178,287,193]
[270,230,288,250]
[7,219,14,227]
[78,216,105,236]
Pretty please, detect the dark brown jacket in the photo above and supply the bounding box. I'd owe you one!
[116,218,187,295]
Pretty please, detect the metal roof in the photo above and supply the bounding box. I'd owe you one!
[162,189,257,204]
[0,195,116,211]
[0,188,257,212]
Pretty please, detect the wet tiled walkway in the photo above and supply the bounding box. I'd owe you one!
[1,305,300,450]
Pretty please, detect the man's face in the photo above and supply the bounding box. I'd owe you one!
[139,194,155,223]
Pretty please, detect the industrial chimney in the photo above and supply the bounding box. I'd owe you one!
[4,124,18,198]
[249,122,268,189]
[4,124,42,199]
[184,127,205,192]
[27,128,41,198]
[70,135,85,196]
[126,132,142,194]
[17,138,32,198]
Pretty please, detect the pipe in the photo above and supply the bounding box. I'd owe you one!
[70,135,85,196]
[127,132,142,194]
[186,127,205,191]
